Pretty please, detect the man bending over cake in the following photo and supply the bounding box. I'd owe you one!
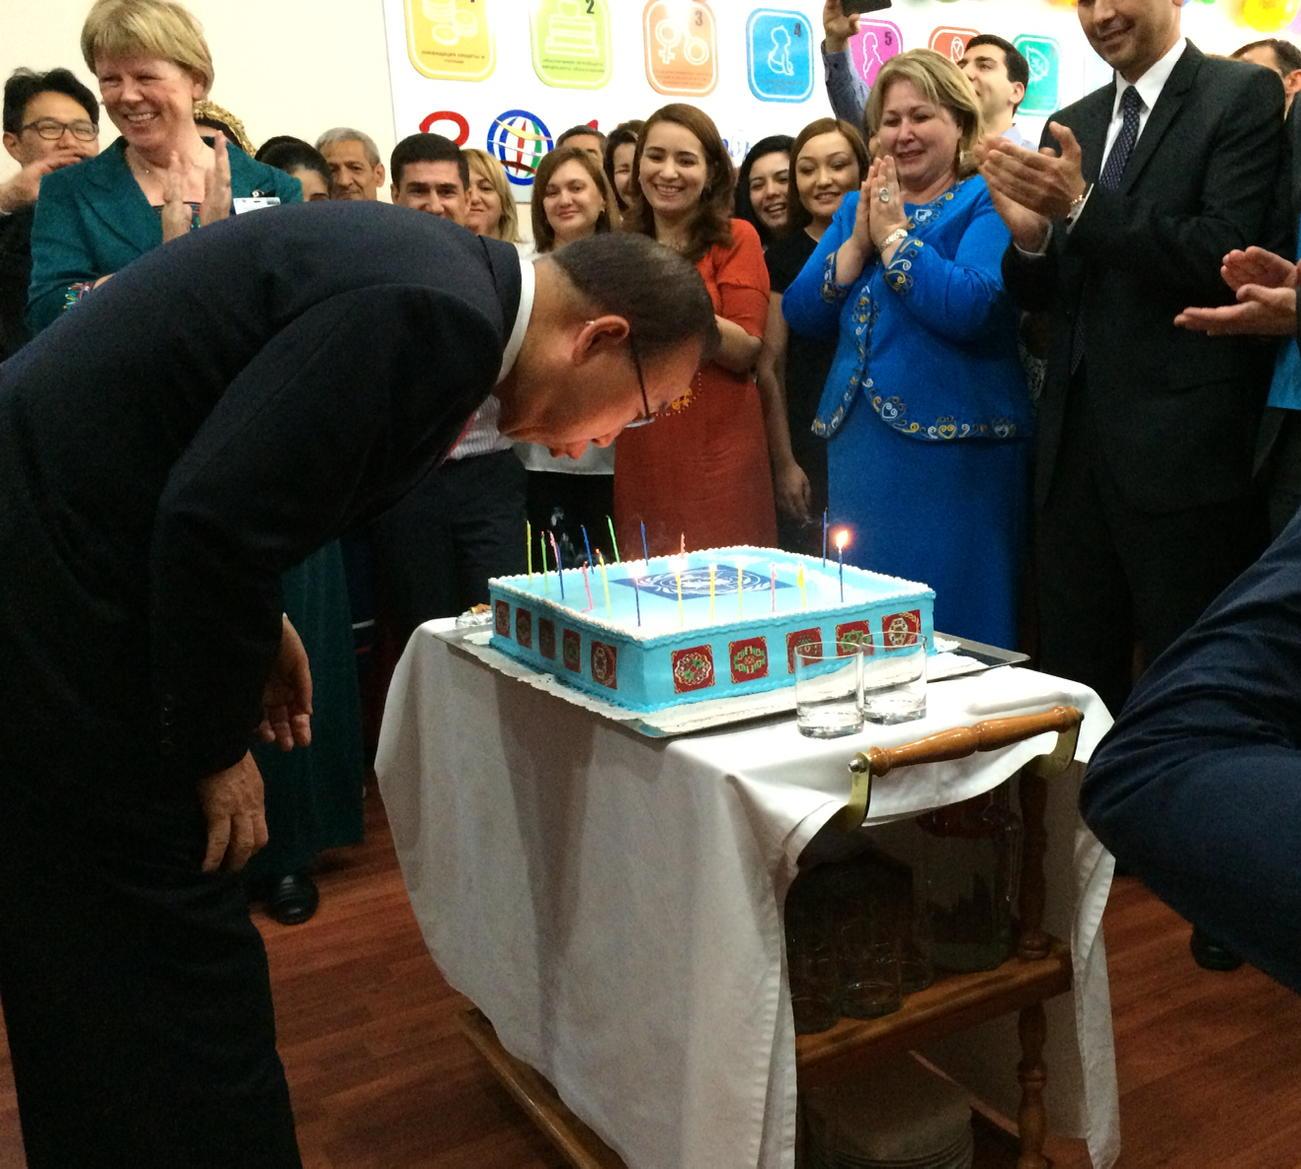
[0,204,714,1169]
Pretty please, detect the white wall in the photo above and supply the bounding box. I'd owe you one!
[0,0,399,188]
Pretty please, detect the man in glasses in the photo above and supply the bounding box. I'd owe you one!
[1,67,100,360]
[0,209,714,1166]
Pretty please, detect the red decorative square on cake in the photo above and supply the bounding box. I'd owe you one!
[539,618,556,660]
[671,645,715,693]
[835,620,873,654]
[881,609,922,647]
[515,608,533,649]
[729,637,768,684]
[786,628,821,673]
[562,629,582,672]
[590,641,618,689]
[494,600,510,637]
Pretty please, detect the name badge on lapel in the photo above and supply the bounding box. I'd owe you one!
[232,195,281,215]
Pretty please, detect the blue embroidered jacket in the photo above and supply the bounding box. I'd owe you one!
[782,175,1031,443]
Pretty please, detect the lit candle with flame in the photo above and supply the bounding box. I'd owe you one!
[834,528,850,601]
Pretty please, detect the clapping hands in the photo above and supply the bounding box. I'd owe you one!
[160,131,233,242]
[1174,247,1301,337]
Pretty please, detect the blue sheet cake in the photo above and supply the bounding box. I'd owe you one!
[487,546,936,713]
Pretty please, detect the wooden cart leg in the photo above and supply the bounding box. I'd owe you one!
[1016,1001,1049,1169]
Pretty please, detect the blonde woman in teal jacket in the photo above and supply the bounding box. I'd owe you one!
[27,132,298,329]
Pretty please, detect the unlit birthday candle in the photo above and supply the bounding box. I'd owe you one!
[769,563,777,613]
[633,572,642,626]
[539,531,550,595]
[797,564,807,610]
[606,516,621,564]
[526,520,533,582]
[640,519,650,566]
[672,556,685,626]
[708,563,716,620]
[549,530,565,599]
[581,524,594,568]
[581,562,594,611]
[835,528,849,601]
[597,550,612,612]
[822,509,829,568]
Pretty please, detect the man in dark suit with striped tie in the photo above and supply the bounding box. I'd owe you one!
[978,0,1288,970]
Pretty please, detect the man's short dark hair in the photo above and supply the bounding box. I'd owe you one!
[965,34,1031,112]
[389,133,469,191]
[3,67,99,135]
[257,139,332,192]
[557,124,608,152]
[549,232,719,364]
[1233,37,1301,76]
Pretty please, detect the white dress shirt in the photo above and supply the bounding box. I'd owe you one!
[450,247,535,461]
[1101,36,1188,164]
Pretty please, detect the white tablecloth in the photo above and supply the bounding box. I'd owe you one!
[376,622,1120,1169]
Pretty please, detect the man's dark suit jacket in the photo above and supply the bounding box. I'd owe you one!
[0,207,34,361]
[1004,44,1285,513]
[0,202,521,794]
[1081,507,1301,992]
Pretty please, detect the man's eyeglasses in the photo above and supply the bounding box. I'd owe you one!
[22,119,98,143]
[624,334,656,429]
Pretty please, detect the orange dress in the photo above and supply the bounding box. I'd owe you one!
[614,219,778,557]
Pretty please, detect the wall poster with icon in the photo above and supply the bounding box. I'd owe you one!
[382,0,1297,201]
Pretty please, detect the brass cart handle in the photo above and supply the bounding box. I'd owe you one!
[835,705,1084,831]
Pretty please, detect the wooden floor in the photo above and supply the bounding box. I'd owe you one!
[2,792,1300,1169]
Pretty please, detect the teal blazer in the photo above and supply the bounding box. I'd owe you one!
[27,137,301,331]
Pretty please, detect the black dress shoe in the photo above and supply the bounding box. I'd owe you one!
[264,873,319,926]
[1190,926,1243,972]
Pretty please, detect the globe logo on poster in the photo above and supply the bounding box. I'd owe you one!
[487,108,555,188]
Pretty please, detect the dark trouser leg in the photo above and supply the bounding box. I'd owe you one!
[448,449,529,610]
[0,774,302,1169]
[1035,426,1135,718]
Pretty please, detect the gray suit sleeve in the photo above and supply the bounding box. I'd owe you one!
[822,42,869,129]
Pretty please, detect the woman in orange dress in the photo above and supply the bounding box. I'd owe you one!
[615,103,777,557]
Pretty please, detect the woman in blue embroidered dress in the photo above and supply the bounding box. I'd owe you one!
[783,49,1032,647]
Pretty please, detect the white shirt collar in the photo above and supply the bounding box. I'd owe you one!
[1116,36,1187,115]
[495,250,535,386]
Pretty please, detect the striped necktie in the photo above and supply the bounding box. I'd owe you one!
[1099,85,1143,191]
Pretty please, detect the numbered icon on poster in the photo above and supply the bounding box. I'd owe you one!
[405,0,495,81]
[849,19,903,91]
[487,108,555,189]
[747,9,814,102]
[1014,35,1060,117]
[531,0,612,89]
[928,26,977,64]
[644,0,717,96]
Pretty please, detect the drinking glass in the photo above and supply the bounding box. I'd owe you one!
[836,919,901,1019]
[861,631,927,725]
[795,640,865,739]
